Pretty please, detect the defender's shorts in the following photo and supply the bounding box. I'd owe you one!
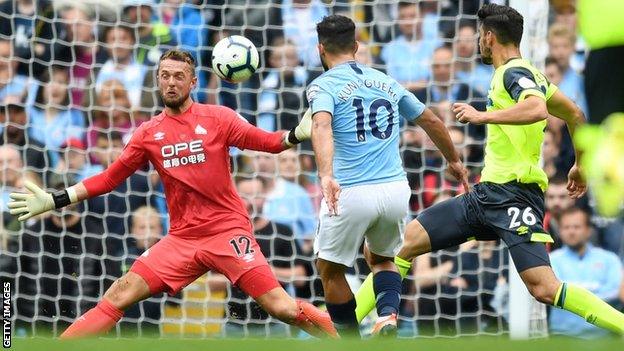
[130,230,280,298]
[418,181,552,272]
[314,180,410,267]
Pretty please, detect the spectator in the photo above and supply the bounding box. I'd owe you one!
[0,102,49,182]
[415,45,486,111]
[548,23,588,115]
[544,175,575,242]
[57,138,101,182]
[0,145,24,220]
[544,56,563,86]
[159,0,208,102]
[422,127,478,208]
[122,0,177,65]
[227,177,306,337]
[380,1,440,91]
[224,0,283,54]
[549,207,623,339]
[259,150,316,242]
[542,129,560,180]
[277,147,321,215]
[27,66,85,167]
[257,38,308,132]
[95,24,148,108]
[0,40,30,104]
[55,5,106,108]
[453,20,494,96]
[281,0,328,68]
[0,0,58,78]
[89,79,141,152]
[16,174,104,329]
[120,205,165,332]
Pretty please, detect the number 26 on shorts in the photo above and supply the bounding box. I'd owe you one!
[507,206,537,228]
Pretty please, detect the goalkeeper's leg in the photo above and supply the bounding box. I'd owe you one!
[355,220,432,322]
[60,270,155,339]
[517,247,624,336]
[241,265,338,339]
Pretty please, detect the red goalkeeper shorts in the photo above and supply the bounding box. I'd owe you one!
[129,230,280,298]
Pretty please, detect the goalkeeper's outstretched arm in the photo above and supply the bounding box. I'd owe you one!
[8,159,136,221]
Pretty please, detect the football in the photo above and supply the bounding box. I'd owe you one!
[211,35,260,83]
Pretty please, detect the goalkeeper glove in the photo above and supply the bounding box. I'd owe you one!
[285,108,312,147]
[8,181,77,221]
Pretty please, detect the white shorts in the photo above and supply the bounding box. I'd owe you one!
[314,180,410,266]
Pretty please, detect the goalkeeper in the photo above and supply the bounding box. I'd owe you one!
[8,49,337,339]
[354,4,624,335]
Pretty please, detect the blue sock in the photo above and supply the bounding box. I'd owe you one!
[325,298,360,336]
[373,271,401,317]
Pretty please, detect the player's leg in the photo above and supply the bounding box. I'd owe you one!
[355,194,475,322]
[60,269,156,339]
[62,234,205,339]
[234,262,337,338]
[316,258,360,336]
[364,249,401,336]
[514,242,624,335]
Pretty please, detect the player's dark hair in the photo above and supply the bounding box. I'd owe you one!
[560,206,591,227]
[477,3,524,46]
[159,49,196,76]
[316,15,356,54]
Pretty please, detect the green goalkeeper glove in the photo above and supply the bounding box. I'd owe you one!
[285,108,313,147]
[8,181,76,221]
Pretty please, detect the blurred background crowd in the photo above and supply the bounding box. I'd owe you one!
[0,0,622,339]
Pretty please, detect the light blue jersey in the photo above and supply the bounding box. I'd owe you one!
[307,61,426,187]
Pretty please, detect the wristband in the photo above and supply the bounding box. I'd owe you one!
[287,128,301,146]
[52,190,72,209]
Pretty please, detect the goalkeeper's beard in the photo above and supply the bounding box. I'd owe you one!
[161,91,190,109]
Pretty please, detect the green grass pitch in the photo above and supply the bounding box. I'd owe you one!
[8,337,622,351]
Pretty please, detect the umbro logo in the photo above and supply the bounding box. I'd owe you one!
[195,124,207,135]
[154,132,165,140]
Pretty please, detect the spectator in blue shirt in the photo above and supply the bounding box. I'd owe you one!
[380,1,440,91]
[0,40,30,105]
[453,21,494,97]
[548,23,588,115]
[282,0,328,68]
[550,207,623,339]
[257,38,308,132]
[253,151,316,241]
[27,66,85,168]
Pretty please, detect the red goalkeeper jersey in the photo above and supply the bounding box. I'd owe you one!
[84,103,286,237]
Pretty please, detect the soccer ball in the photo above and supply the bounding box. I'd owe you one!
[211,35,259,84]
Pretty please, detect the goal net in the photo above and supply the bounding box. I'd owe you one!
[0,0,550,339]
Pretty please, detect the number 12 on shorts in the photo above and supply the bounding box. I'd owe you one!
[507,206,537,228]
[229,236,255,257]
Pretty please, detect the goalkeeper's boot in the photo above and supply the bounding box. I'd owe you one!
[371,313,398,337]
[295,300,339,339]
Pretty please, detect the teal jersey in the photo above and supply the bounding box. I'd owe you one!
[307,61,426,187]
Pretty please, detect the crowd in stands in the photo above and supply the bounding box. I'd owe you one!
[0,0,622,339]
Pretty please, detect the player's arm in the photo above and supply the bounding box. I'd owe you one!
[312,111,341,216]
[400,91,470,191]
[454,67,549,125]
[8,128,147,221]
[224,107,311,152]
[547,89,587,198]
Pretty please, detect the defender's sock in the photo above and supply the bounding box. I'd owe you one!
[554,282,624,335]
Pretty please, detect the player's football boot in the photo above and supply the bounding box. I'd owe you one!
[295,300,339,339]
[371,313,398,337]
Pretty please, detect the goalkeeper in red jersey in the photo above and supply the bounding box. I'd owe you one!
[8,49,337,339]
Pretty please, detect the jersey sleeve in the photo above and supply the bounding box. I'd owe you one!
[398,92,426,121]
[117,124,149,170]
[503,67,547,102]
[306,82,334,116]
[545,81,559,100]
[221,106,285,153]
